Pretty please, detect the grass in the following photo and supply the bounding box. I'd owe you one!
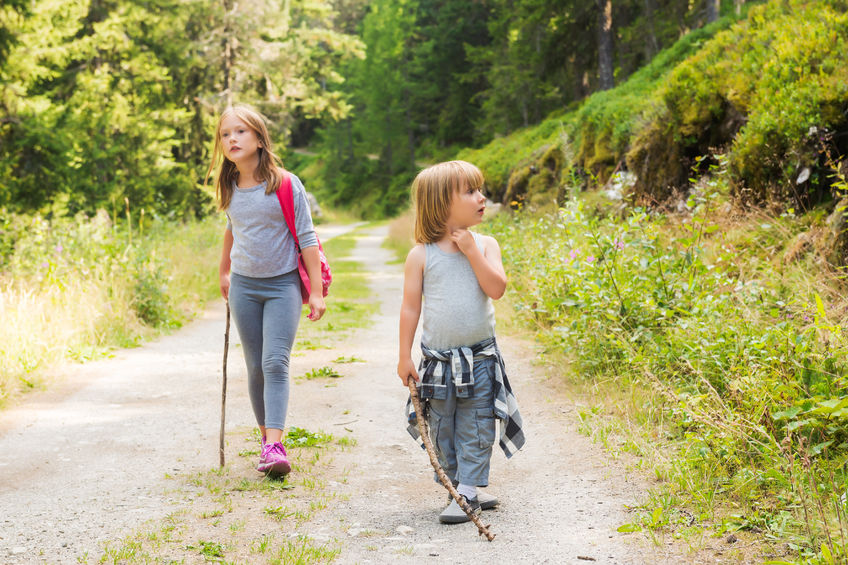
[302,366,342,380]
[294,229,378,350]
[0,212,222,407]
[383,210,415,263]
[483,174,848,562]
[91,425,345,564]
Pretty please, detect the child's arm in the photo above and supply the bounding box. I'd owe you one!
[219,228,234,299]
[451,229,507,299]
[398,244,425,386]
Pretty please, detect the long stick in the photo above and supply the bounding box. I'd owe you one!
[407,381,495,541]
[220,302,230,467]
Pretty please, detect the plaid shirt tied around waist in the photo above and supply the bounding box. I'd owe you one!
[405,336,526,458]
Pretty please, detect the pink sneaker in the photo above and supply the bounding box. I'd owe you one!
[257,442,291,476]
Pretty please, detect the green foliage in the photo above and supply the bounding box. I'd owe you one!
[0,0,363,218]
[302,366,342,379]
[462,12,740,205]
[285,427,333,448]
[463,0,848,213]
[0,210,221,402]
[629,0,848,206]
[485,191,848,557]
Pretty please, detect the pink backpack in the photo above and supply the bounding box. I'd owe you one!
[275,172,332,304]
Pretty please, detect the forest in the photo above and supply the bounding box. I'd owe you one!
[1,0,756,220]
[5,0,848,562]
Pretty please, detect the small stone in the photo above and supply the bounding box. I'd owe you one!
[396,525,414,535]
[11,547,27,555]
[726,534,738,544]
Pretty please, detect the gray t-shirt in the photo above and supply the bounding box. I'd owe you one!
[421,232,496,350]
[225,173,318,278]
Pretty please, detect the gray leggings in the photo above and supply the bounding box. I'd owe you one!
[228,270,301,430]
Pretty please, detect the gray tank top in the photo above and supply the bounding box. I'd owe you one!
[421,232,496,350]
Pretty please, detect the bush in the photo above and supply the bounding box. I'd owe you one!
[0,210,221,403]
[628,0,848,207]
[484,194,848,557]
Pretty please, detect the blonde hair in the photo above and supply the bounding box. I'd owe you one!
[206,104,284,210]
[412,160,485,243]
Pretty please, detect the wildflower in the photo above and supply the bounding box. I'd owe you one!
[55,243,63,254]
[614,238,624,250]
[586,255,596,263]
[568,249,579,260]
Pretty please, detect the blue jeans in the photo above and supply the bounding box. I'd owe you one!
[427,357,497,486]
[228,271,301,430]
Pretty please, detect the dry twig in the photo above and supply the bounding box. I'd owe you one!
[220,302,230,467]
[407,381,496,541]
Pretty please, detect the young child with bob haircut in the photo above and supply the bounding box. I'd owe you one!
[398,160,525,524]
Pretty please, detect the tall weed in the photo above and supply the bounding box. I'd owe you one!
[485,189,848,560]
[0,210,221,404]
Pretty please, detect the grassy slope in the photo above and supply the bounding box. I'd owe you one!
[461,0,848,213]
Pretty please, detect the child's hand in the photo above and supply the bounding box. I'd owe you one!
[220,273,230,300]
[450,228,476,255]
[307,293,326,321]
[397,358,419,386]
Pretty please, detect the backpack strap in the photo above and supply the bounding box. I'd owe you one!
[275,171,301,252]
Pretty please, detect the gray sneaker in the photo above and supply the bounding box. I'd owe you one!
[447,490,498,510]
[439,495,481,524]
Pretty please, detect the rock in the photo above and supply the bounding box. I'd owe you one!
[726,534,738,544]
[11,547,26,555]
[396,525,414,535]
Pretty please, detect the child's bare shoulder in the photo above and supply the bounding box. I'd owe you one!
[477,233,501,249]
[405,243,426,264]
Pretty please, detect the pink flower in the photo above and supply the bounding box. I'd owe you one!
[586,255,596,263]
[55,243,63,254]
[568,249,579,260]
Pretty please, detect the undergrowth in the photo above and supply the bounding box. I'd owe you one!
[0,209,221,404]
[484,175,848,562]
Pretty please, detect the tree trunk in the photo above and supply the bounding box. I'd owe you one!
[221,0,236,106]
[400,60,416,170]
[384,111,394,176]
[734,0,744,15]
[595,0,614,91]
[643,0,659,59]
[706,0,720,23]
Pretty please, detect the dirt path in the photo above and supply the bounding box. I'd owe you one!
[0,224,695,564]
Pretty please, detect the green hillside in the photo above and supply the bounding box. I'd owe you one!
[463,0,848,216]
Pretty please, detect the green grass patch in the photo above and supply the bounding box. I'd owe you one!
[285,427,333,448]
[295,230,378,349]
[94,424,344,563]
[302,366,342,380]
[332,355,364,364]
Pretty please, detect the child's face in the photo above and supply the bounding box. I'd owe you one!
[219,115,262,165]
[446,182,486,229]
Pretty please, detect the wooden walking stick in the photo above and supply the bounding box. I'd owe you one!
[219,302,230,468]
[407,380,496,541]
